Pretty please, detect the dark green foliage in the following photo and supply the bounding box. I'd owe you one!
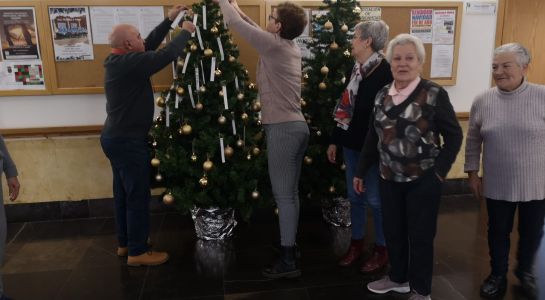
[150,0,269,220]
[300,0,361,202]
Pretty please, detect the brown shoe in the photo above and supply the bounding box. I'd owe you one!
[361,244,388,273]
[127,251,169,267]
[117,247,128,257]
[338,239,364,267]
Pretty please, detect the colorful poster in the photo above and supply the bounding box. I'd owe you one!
[432,10,456,45]
[0,60,45,90]
[410,9,433,44]
[361,7,382,22]
[0,8,40,60]
[49,7,94,61]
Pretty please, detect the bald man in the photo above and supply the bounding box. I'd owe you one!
[100,5,194,267]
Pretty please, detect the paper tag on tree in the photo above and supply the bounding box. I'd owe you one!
[182,53,190,74]
[202,6,207,29]
[235,76,239,90]
[188,85,195,108]
[171,11,186,29]
[222,85,228,109]
[166,105,170,127]
[231,118,237,135]
[195,67,200,91]
[219,137,225,163]
[192,14,199,37]
[210,57,216,82]
[200,60,206,83]
[196,27,204,50]
[217,37,224,61]
[175,94,181,109]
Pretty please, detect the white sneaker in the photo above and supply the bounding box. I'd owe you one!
[367,276,411,294]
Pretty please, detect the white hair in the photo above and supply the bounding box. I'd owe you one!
[354,20,389,52]
[494,43,531,67]
[385,33,426,64]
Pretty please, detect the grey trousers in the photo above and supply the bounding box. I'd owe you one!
[0,174,6,296]
[264,121,309,246]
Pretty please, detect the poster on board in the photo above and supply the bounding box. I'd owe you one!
[0,7,41,60]
[49,7,94,61]
[0,59,45,90]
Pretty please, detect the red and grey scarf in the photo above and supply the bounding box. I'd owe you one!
[333,52,384,130]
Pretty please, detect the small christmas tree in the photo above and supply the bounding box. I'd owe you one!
[300,0,361,202]
[150,0,268,220]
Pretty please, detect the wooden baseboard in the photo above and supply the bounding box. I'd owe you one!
[0,125,103,138]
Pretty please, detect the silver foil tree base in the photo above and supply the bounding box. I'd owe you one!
[191,207,237,240]
[321,196,351,227]
[194,239,235,277]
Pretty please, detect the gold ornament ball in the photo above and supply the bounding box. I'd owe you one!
[176,59,185,69]
[210,26,219,34]
[303,73,309,80]
[237,93,244,101]
[199,85,206,93]
[214,69,222,77]
[324,20,333,30]
[236,139,244,148]
[330,41,339,50]
[340,163,346,171]
[251,146,261,156]
[256,119,262,126]
[274,208,279,215]
[180,124,192,135]
[195,102,204,111]
[344,49,351,58]
[251,190,260,199]
[252,101,262,112]
[218,115,227,124]
[176,86,185,96]
[245,69,249,75]
[353,6,362,13]
[224,145,234,158]
[162,193,175,205]
[228,55,236,63]
[304,156,313,165]
[320,66,329,75]
[203,159,214,171]
[329,185,336,193]
[155,173,163,182]
[190,153,198,162]
[246,154,252,160]
[152,141,158,148]
[316,130,322,136]
[204,48,213,57]
[199,176,208,187]
[151,157,160,167]
[155,96,166,107]
[341,76,347,84]
[300,98,307,107]
[190,44,198,52]
[319,82,327,90]
[248,83,256,90]
[219,90,224,97]
[241,112,249,121]
[341,24,349,32]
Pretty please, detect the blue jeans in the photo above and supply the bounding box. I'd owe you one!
[101,137,151,256]
[343,147,384,245]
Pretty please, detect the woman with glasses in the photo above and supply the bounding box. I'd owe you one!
[215,0,309,279]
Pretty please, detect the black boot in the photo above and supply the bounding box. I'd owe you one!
[480,274,507,299]
[516,270,537,299]
[262,246,301,279]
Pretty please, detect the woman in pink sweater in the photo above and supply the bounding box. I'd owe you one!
[215,0,309,279]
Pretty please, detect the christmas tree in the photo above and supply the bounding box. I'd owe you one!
[150,0,268,220]
[300,0,361,202]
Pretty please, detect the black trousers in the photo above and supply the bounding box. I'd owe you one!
[379,171,443,296]
[486,198,545,277]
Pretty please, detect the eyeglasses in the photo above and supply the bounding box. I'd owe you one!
[268,15,277,22]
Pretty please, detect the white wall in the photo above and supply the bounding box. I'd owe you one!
[0,0,498,129]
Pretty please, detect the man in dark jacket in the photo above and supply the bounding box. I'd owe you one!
[100,5,194,267]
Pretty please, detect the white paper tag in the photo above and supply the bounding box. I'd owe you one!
[195,67,200,92]
[220,137,225,163]
[196,27,204,50]
[192,14,199,37]
[231,119,237,135]
[210,57,216,82]
[166,105,170,127]
[171,11,186,29]
[200,60,205,83]
[217,37,224,61]
[235,76,239,90]
[188,85,195,108]
[175,94,180,109]
[222,85,228,109]
[182,52,190,74]
[202,6,207,29]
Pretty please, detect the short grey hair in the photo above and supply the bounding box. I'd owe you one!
[385,33,426,64]
[354,20,389,52]
[494,43,531,67]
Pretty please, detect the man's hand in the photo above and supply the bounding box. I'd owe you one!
[7,177,20,201]
[353,177,366,194]
[168,5,187,21]
[181,21,196,33]
[467,171,483,201]
[326,145,337,164]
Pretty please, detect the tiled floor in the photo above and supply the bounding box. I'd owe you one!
[1,195,536,300]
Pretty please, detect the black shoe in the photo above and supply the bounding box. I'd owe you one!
[262,246,301,279]
[517,271,537,299]
[480,274,507,299]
